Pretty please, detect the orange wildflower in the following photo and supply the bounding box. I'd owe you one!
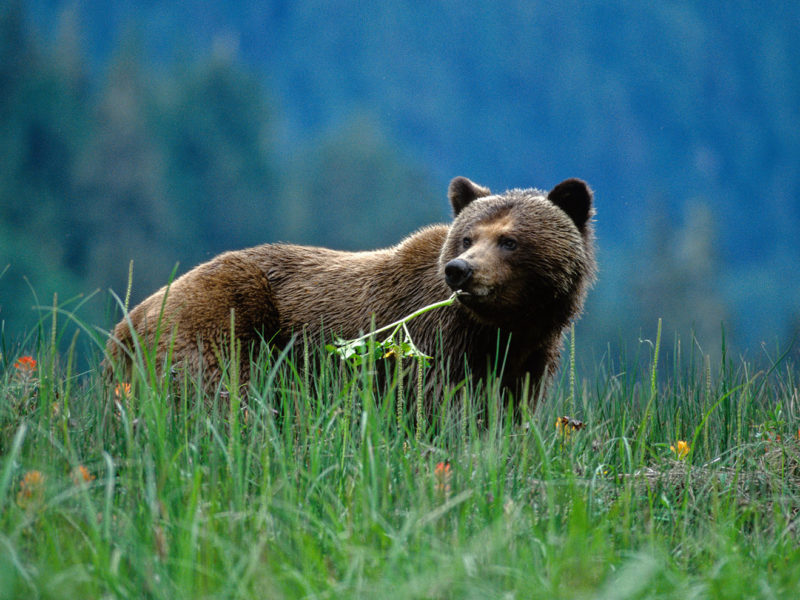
[17,470,45,509]
[434,461,452,496]
[71,465,95,486]
[114,383,132,418]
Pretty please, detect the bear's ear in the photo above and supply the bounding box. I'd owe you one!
[547,178,593,232]
[448,177,491,216]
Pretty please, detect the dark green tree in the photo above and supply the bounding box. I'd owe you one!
[0,2,89,335]
[75,36,177,306]
[286,115,444,251]
[635,198,730,353]
[159,42,280,257]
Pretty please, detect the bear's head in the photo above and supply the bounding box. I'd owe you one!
[439,177,595,329]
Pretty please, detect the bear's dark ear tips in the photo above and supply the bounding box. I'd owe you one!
[547,178,593,232]
[448,177,491,216]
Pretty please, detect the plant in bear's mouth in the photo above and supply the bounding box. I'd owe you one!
[325,292,461,366]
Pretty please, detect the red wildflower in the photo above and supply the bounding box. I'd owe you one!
[14,356,37,372]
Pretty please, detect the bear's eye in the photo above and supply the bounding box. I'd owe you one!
[462,237,472,249]
[499,237,517,251]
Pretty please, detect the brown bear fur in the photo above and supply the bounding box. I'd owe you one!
[106,177,595,408]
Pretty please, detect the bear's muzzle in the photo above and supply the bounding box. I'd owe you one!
[444,258,473,291]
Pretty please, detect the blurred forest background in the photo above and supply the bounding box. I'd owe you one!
[1,1,798,366]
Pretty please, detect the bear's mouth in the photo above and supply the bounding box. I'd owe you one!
[455,286,494,303]
[456,288,490,297]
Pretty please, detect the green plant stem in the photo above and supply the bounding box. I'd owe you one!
[340,292,459,346]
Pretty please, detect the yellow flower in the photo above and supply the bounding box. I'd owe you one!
[555,416,586,440]
[670,440,690,460]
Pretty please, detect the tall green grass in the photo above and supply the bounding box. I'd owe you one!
[1,308,799,599]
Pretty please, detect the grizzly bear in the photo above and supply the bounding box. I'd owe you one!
[106,176,595,407]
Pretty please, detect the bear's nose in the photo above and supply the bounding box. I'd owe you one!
[444,258,473,291]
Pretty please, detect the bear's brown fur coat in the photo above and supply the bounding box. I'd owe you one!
[106,177,595,406]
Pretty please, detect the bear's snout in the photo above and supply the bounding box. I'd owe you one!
[444,258,473,291]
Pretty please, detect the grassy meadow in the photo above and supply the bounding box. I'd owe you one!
[1,307,800,599]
